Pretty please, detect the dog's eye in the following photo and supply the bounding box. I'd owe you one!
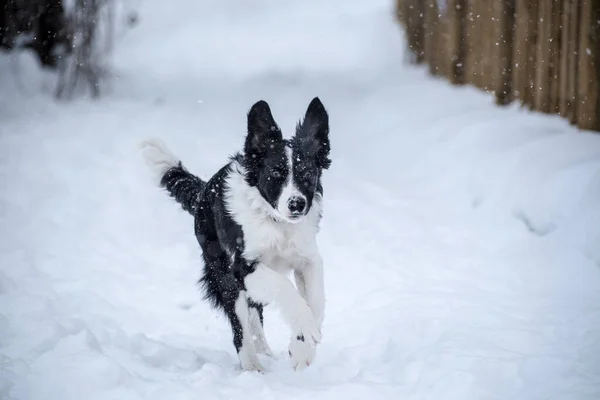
[303,171,313,180]
[271,170,282,179]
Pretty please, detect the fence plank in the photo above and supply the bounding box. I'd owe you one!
[523,0,540,109]
[569,0,581,123]
[479,1,494,91]
[512,0,528,103]
[577,0,600,130]
[436,3,452,80]
[559,0,572,117]
[496,0,516,105]
[593,0,600,130]
[465,0,482,87]
[535,0,552,112]
[424,0,439,75]
[397,0,426,63]
[449,0,467,84]
[549,0,563,113]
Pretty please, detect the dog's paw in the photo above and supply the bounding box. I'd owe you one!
[288,335,317,371]
[292,305,322,346]
[239,357,265,373]
[238,347,265,373]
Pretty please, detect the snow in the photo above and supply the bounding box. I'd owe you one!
[1,0,600,399]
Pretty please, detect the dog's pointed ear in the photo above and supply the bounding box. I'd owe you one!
[296,97,331,169]
[245,100,282,157]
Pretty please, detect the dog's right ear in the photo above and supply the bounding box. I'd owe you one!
[245,100,282,158]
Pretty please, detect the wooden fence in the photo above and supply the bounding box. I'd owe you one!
[395,0,600,132]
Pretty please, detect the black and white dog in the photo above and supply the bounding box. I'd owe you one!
[140,97,331,372]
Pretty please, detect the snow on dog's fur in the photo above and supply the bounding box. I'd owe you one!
[140,97,331,372]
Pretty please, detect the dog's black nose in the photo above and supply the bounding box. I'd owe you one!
[288,196,306,214]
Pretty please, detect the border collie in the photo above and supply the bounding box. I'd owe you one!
[140,97,331,372]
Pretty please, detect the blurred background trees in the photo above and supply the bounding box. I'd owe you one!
[1,0,136,99]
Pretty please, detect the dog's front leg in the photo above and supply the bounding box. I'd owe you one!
[241,260,321,370]
[294,254,325,329]
[243,262,321,344]
[289,254,325,370]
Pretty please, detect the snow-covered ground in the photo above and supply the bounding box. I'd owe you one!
[2,0,600,399]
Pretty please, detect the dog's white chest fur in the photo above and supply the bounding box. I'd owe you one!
[225,162,321,272]
[244,214,318,275]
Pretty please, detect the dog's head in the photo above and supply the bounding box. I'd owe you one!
[243,97,331,223]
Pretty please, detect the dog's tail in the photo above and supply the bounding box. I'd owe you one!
[140,139,205,215]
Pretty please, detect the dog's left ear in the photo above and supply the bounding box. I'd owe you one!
[296,97,331,169]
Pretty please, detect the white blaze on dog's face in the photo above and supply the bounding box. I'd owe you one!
[243,98,331,223]
[274,146,308,223]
